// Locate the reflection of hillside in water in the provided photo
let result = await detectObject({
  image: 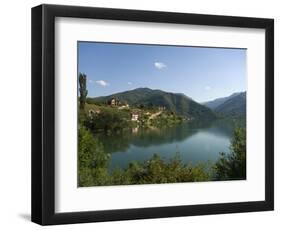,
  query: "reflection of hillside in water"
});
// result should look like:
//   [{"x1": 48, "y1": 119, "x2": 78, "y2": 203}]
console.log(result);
[
  {"x1": 94, "y1": 119, "x2": 235, "y2": 154},
  {"x1": 203, "y1": 120, "x2": 234, "y2": 138},
  {"x1": 132, "y1": 125, "x2": 198, "y2": 147}
]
